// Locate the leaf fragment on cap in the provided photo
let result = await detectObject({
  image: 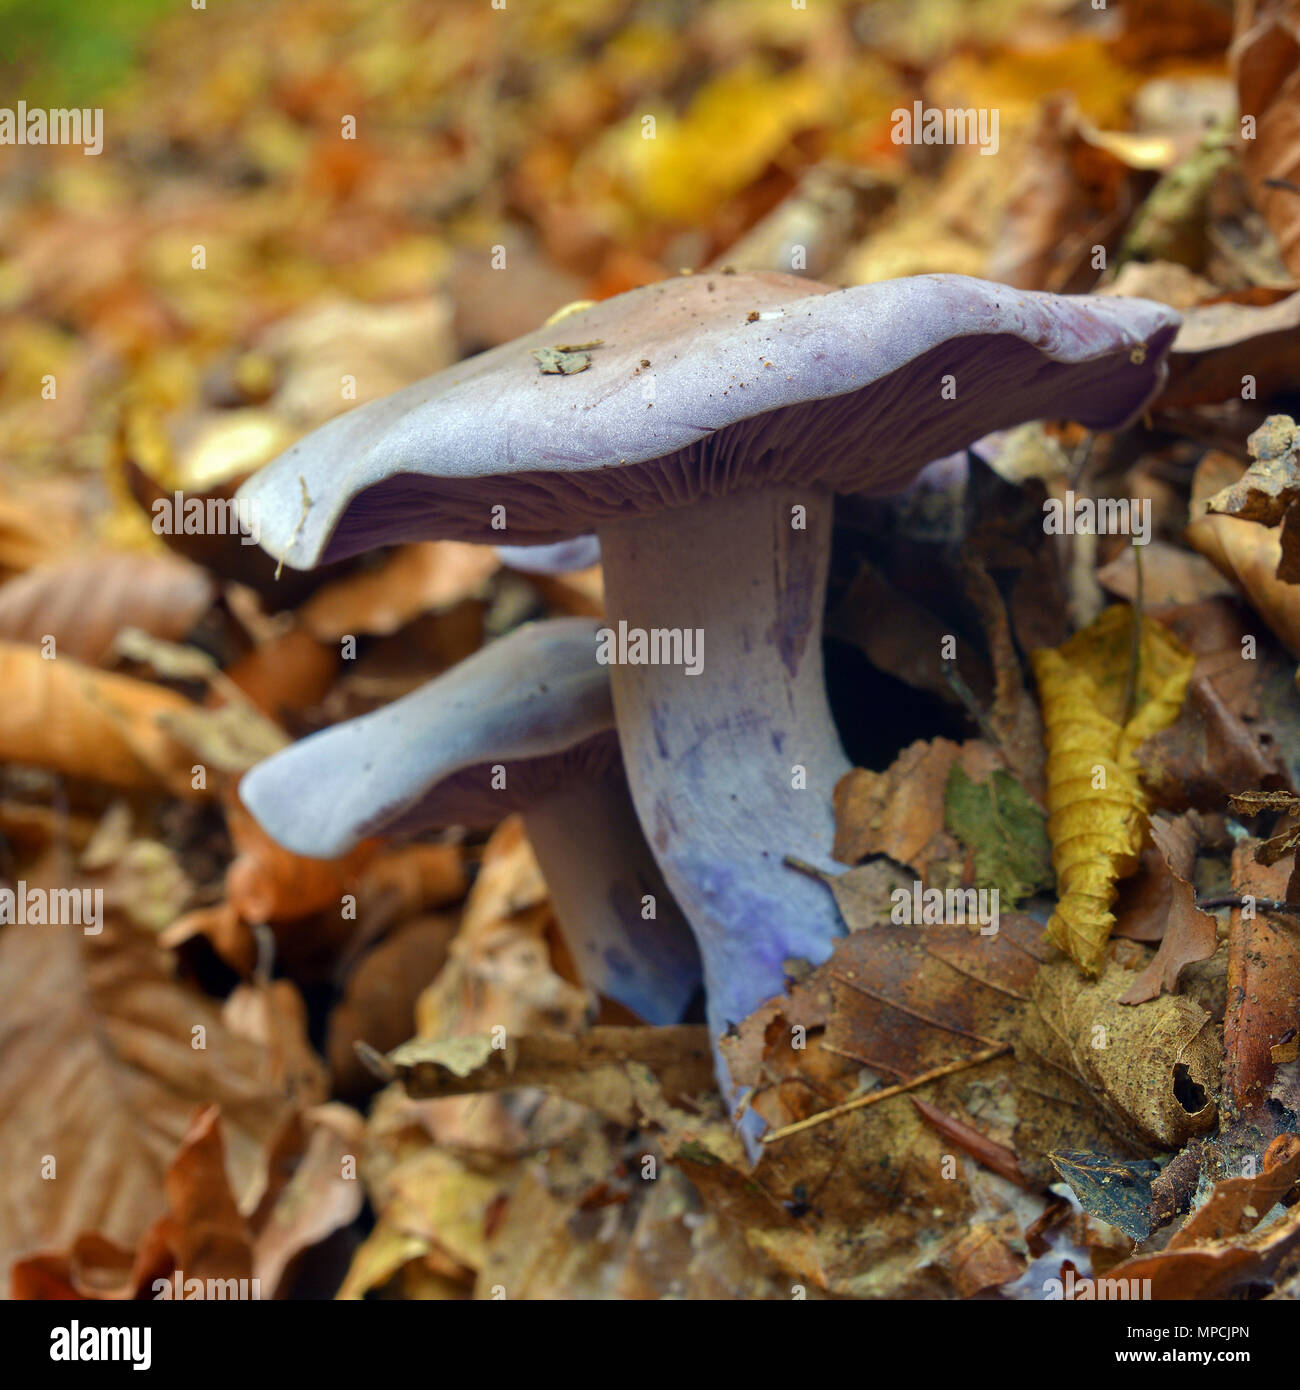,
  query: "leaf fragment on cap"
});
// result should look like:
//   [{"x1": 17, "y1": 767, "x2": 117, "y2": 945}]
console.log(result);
[{"x1": 531, "y1": 346, "x2": 593, "y2": 375}]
